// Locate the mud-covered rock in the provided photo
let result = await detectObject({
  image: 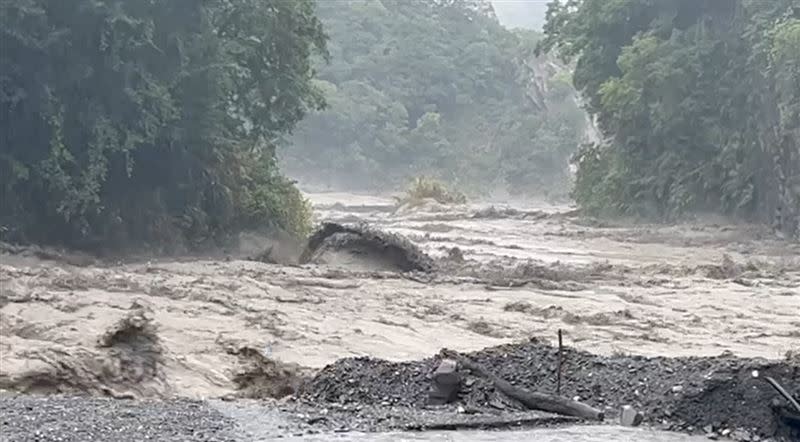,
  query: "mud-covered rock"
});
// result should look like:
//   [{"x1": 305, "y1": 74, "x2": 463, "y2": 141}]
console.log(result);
[
  {"x1": 299, "y1": 222, "x2": 435, "y2": 272},
  {"x1": 222, "y1": 342, "x2": 311, "y2": 399}
]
